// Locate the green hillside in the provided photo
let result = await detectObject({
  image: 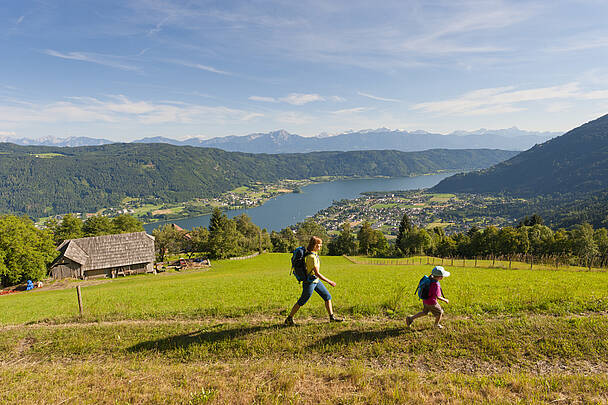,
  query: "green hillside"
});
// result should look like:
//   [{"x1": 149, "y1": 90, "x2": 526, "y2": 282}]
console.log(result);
[
  {"x1": 0, "y1": 143, "x2": 516, "y2": 217},
  {"x1": 433, "y1": 113, "x2": 608, "y2": 195}
]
